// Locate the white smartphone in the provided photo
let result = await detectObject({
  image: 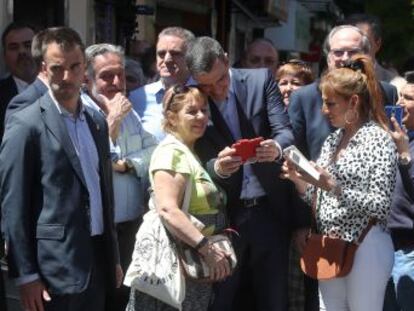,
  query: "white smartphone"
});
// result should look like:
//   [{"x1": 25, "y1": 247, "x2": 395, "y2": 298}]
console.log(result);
[{"x1": 283, "y1": 145, "x2": 320, "y2": 181}]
